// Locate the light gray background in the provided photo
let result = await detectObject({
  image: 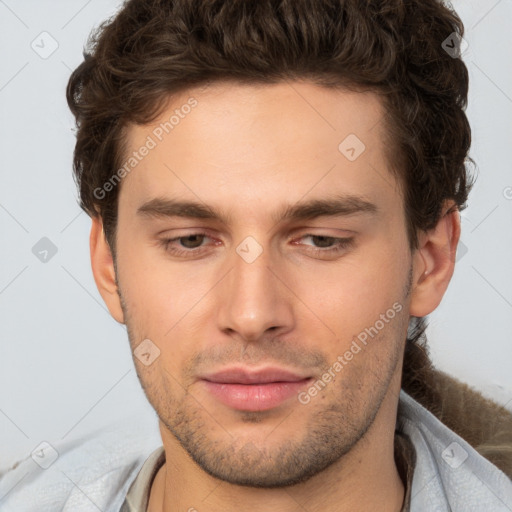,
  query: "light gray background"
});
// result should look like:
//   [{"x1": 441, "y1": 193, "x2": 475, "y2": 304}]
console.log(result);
[{"x1": 1, "y1": 0, "x2": 511, "y2": 472}]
